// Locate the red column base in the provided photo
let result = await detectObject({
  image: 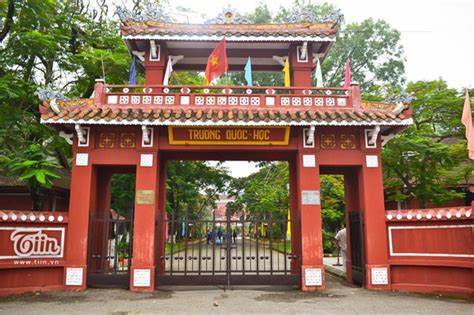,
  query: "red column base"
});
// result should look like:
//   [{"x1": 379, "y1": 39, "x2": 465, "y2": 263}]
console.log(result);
[
  {"x1": 301, "y1": 265, "x2": 326, "y2": 291},
  {"x1": 130, "y1": 266, "x2": 156, "y2": 292},
  {"x1": 365, "y1": 264, "x2": 391, "y2": 290},
  {"x1": 63, "y1": 265, "x2": 87, "y2": 291}
]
